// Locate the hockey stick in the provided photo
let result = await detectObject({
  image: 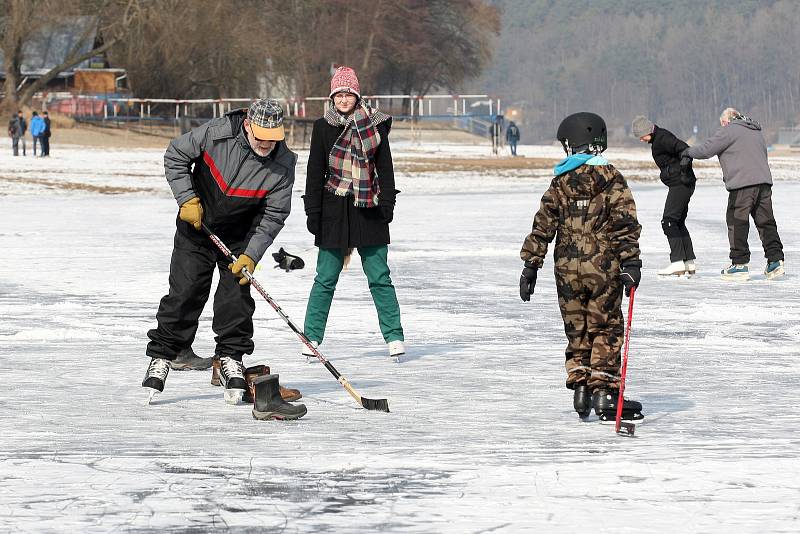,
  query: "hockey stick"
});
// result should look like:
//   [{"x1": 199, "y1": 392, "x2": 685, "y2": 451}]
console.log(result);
[
  {"x1": 615, "y1": 286, "x2": 636, "y2": 436},
  {"x1": 202, "y1": 224, "x2": 390, "y2": 412}
]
